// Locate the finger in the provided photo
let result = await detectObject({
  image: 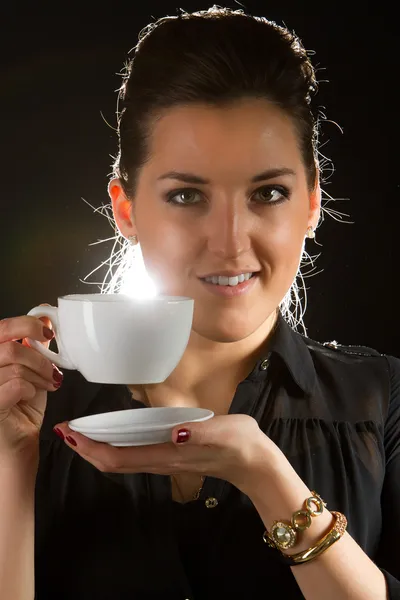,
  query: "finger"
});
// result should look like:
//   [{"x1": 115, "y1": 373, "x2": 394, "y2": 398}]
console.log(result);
[
  {"x1": 0, "y1": 364, "x2": 61, "y2": 393},
  {"x1": 0, "y1": 378, "x2": 38, "y2": 412},
  {"x1": 57, "y1": 427, "x2": 142, "y2": 473},
  {"x1": 0, "y1": 315, "x2": 54, "y2": 344},
  {"x1": 171, "y1": 417, "x2": 219, "y2": 446},
  {"x1": 33, "y1": 305, "x2": 53, "y2": 346},
  {"x1": 23, "y1": 314, "x2": 54, "y2": 348},
  {"x1": 54, "y1": 423, "x2": 183, "y2": 474},
  {"x1": 0, "y1": 342, "x2": 59, "y2": 385}
]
